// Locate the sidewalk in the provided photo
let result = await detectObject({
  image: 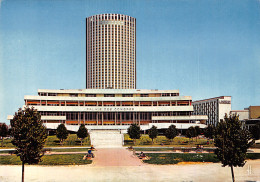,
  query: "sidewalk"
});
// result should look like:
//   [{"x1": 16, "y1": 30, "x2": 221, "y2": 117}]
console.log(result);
[{"x1": 91, "y1": 148, "x2": 145, "y2": 166}]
